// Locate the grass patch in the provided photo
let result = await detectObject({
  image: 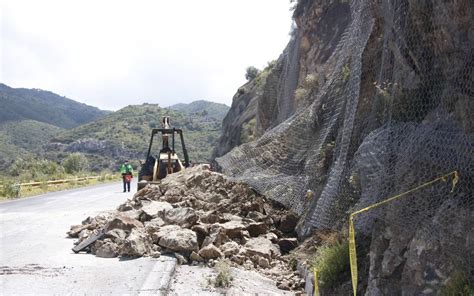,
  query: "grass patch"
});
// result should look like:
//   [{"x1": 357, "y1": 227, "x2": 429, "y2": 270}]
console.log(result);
[
  {"x1": 440, "y1": 269, "x2": 474, "y2": 296},
  {"x1": 214, "y1": 259, "x2": 233, "y2": 288},
  {"x1": 311, "y1": 240, "x2": 350, "y2": 289},
  {"x1": 0, "y1": 174, "x2": 120, "y2": 200}
]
